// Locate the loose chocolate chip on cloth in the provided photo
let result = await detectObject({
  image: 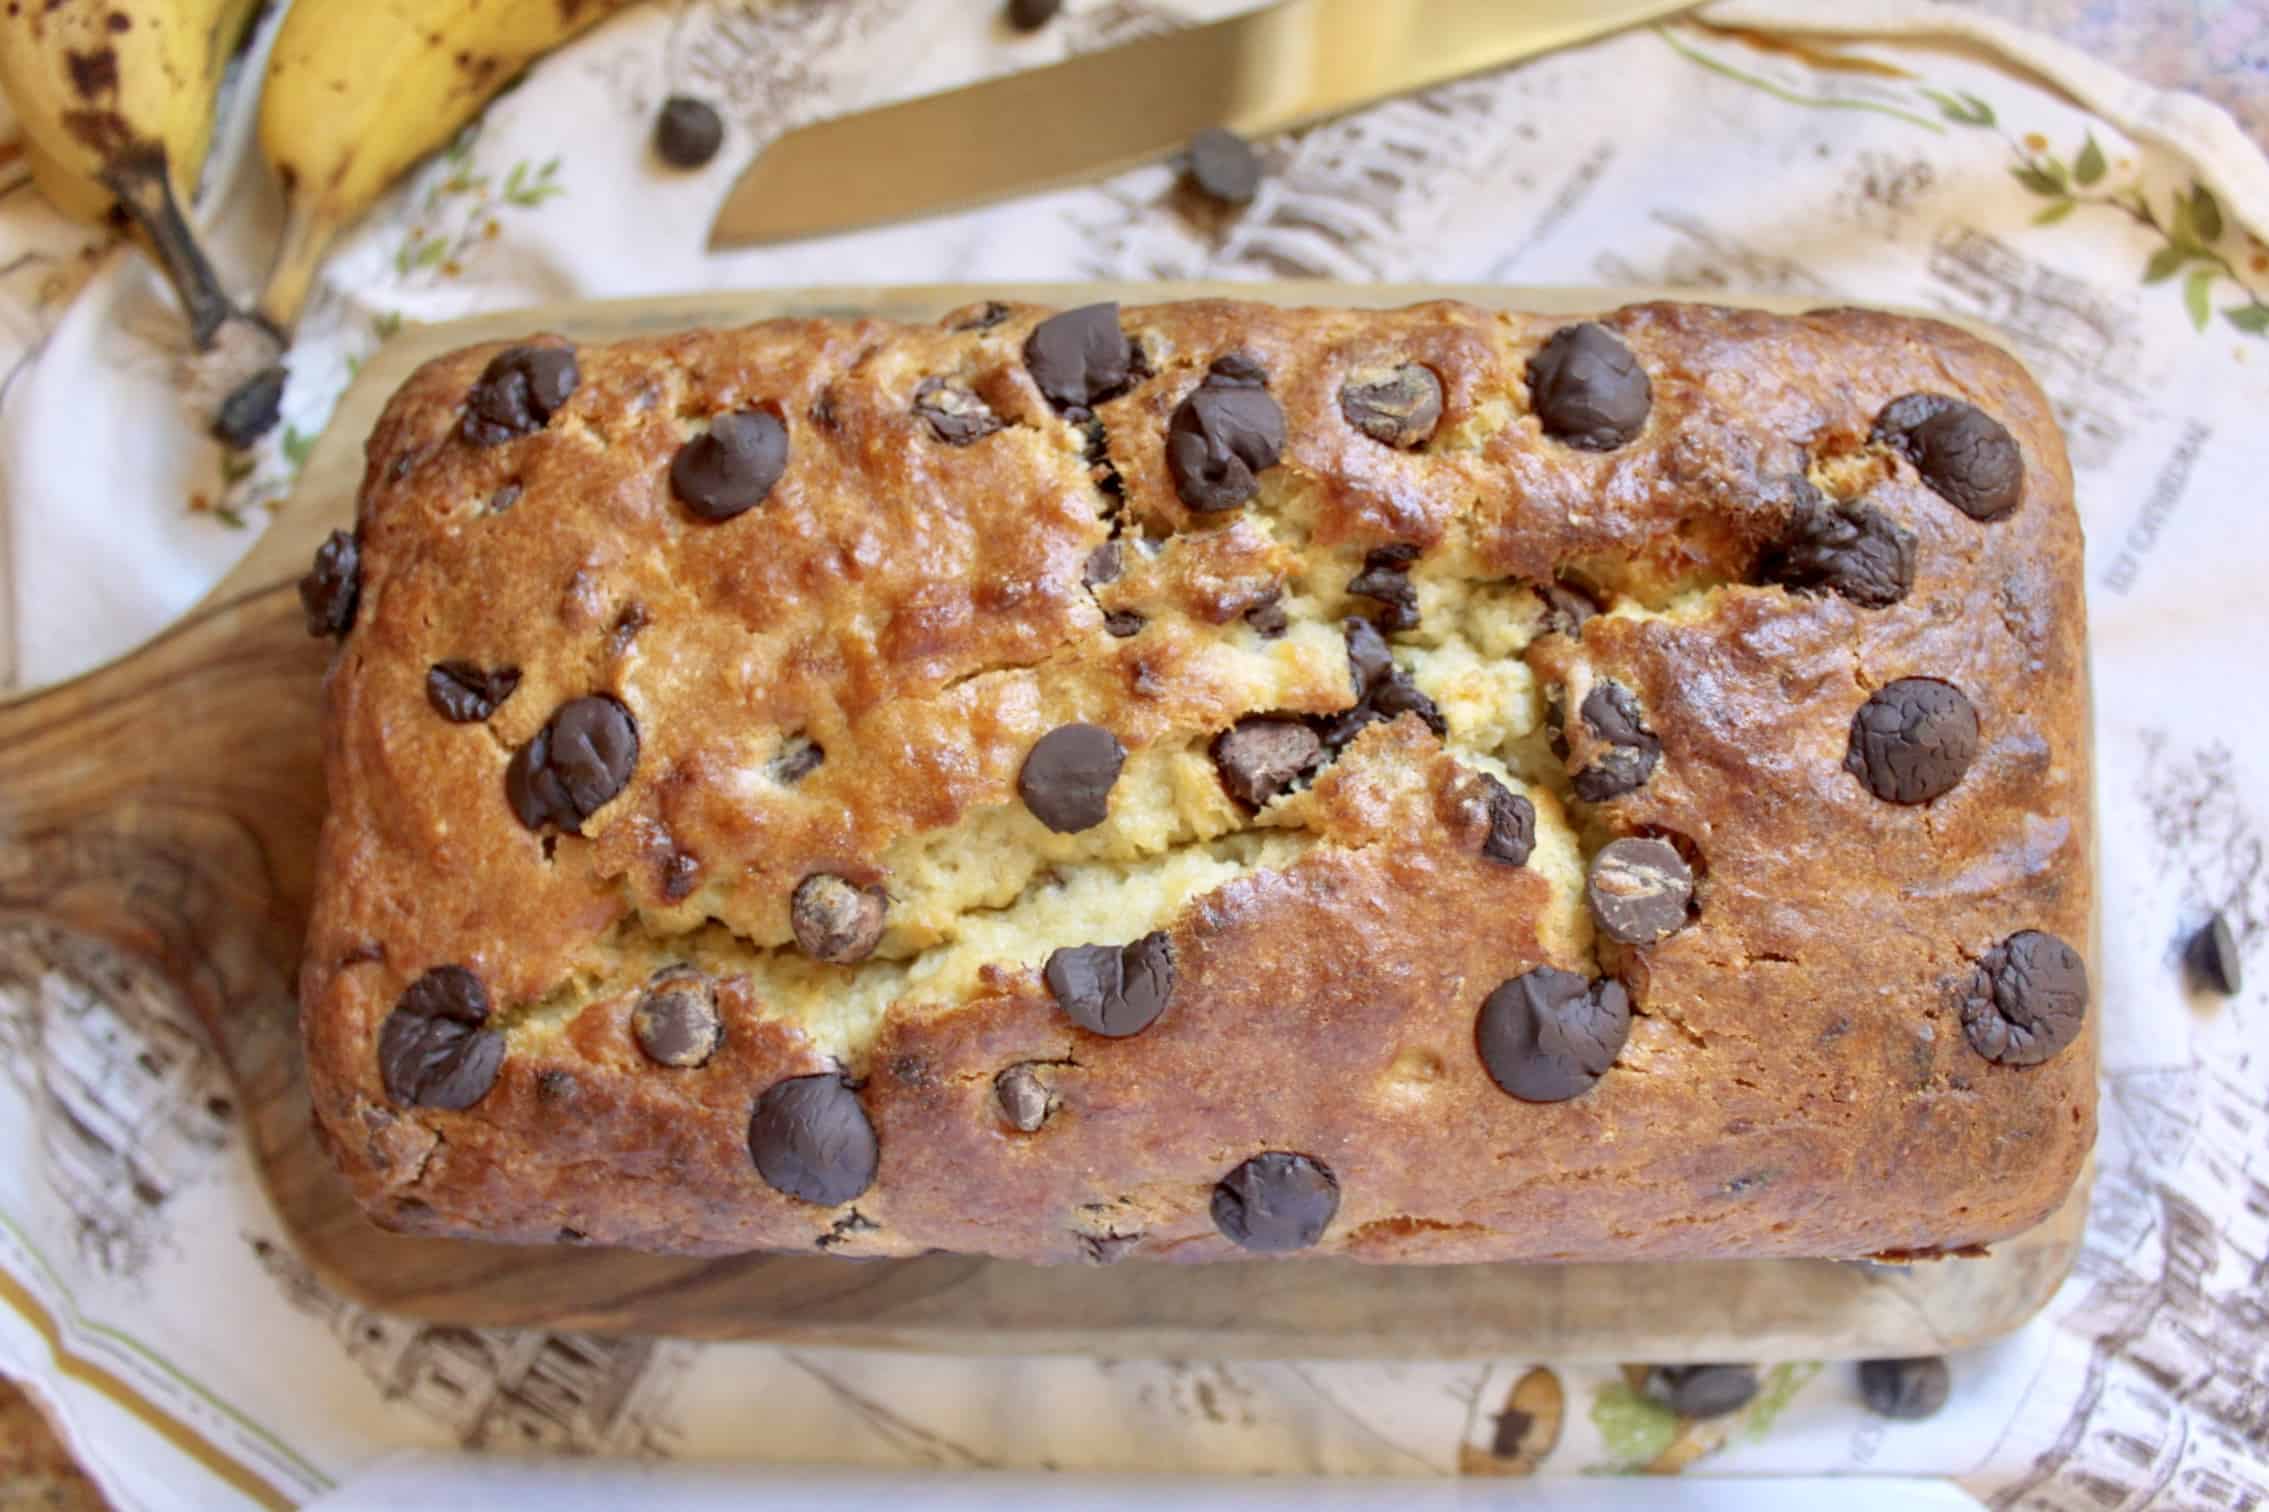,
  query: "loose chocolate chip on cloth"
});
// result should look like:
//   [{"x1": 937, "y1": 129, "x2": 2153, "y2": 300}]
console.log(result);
[
  {"x1": 1962, "y1": 930, "x2": 2089, "y2": 1065},
  {"x1": 631, "y1": 970, "x2": 721, "y2": 1068},
  {"x1": 1859, "y1": 1357, "x2": 1952, "y2": 1421},
  {"x1": 1642, "y1": 1365, "x2": 1760, "y2": 1420},
  {"x1": 654, "y1": 95, "x2": 724, "y2": 168},
  {"x1": 379, "y1": 966, "x2": 505, "y2": 1110},
  {"x1": 1211, "y1": 1151, "x2": 1339, "y2": 1252},
  {"x1": 298, "y1": 529, "x2": 359, "y2": 638},
  {"x1": 1024, "y1": 303, "x2": 1133, "y2": 411},
  {"x1": 1847, "y1": 678, "x2": 1979, "y2": 804},
  {"x1": 424, "y1": 661, "x2": 519, "y2": 723},
  {"x1": 1587, "y1": 837, "x2": 1695, "y2": 945},
  {"x1": 2187, "y1": 913, "x2": 2242, "y2": 996},
  {"x1": 1874, "y1": 393, "x2": 2024, "y2": 520},
  {"x1": 1044, "y1": 932, "x2": 1174, "y2": 1037},
  {"x1": 461, "y1": 344, "x2": 578, "y2": 446},
  {"x1": 748, "y1": 1074, "x2": 878, "y2": 1206},
  {"x1": 1526, "y1": 323, "x2": 1651, "y2": 450},
  {"x1": 507, "y1": 695, "x2": 639, "y2": 833},
  {"x1": 672, "y1": 409, "x2": 789, "y2": 520},
  {"x1": 1476, "y1": 966, "x2": 1630, "y2": 1102},
  {"x1": 1339, "y1": 364, "x2": 1443, "y2": 448},
  {"x1": 791, "y1": 873, "x2": 888, "y2": 964},
  {"x1": 1167, "y1": 355, "x2": 1285, "y2": 512},
  {"x1": 1018, "y1": 722, "x2": 1126, "y2": 832},
  {"x1": 1181, "y1": 127, "x2": 1263, "y2": 205}
]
